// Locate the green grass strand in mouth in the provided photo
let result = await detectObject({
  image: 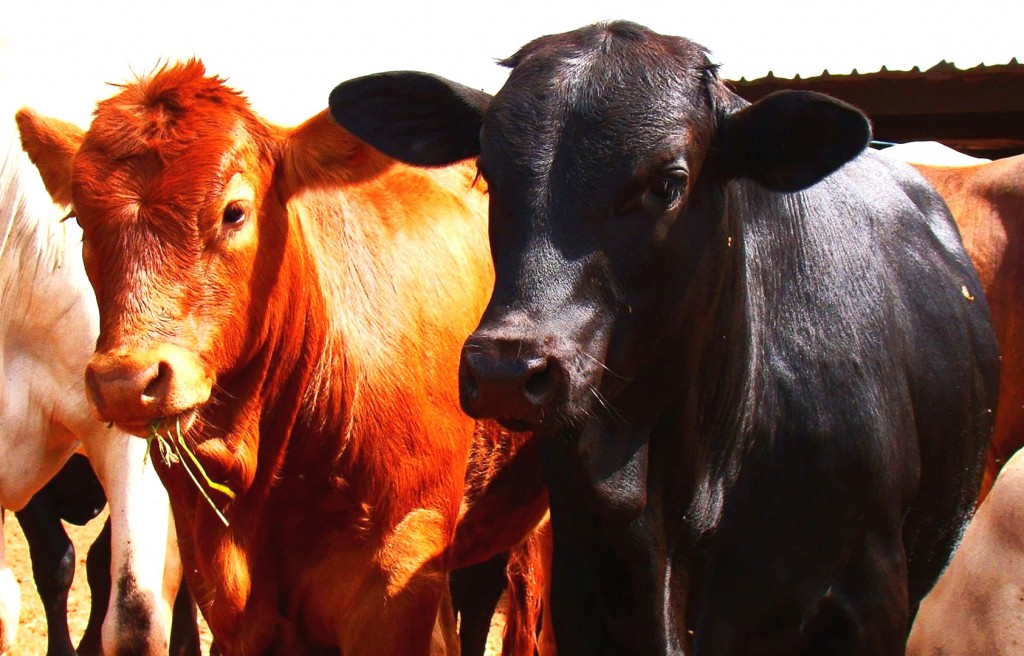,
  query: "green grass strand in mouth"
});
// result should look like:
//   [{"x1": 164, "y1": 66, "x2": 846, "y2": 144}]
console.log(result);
[{"x1": 146, "y1": 418, "x2": 234, "y2": 527}]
